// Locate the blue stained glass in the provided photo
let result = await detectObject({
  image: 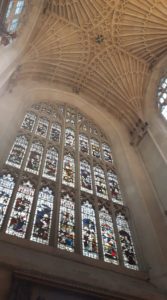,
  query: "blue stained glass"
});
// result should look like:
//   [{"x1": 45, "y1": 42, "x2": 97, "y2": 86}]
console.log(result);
[
  {"x1": 6, "y1": 135, "x2": 28, "y2": 169},
  {"x1": 79, "y1": 134, "x2": 89, "y2": 154},
  {"x1": 35, "y1": 118, "x2": 49, "y2": 138},
  {"x1": 6, "y1": 181, "x2": 35, "y2": 238},
  {"x1": 116, "y1": 213, "x2": 138, "y2": 270},
  {"x1": 80, "y1": 160, "x2": 93, "y2": 194},
  {"x1": 25, "y1": 142, "x2": 43, "y2": 175},
  {"x1": 65, "y1": 128, "x2": 75, "y2": 148},
  {"x1": 82, "y1": 201, "x2": 98, "y2": 259},
  {"x1": 49, "y1": 123, "x2": 61, "y2": 143},
  {"x1": 102, "y1": 144, "x2": 112, "y2": 163},
  {"x1": 0, "y1": 174, "x2": 15, "y2": 228},
  {"x1": 99, "y1": 207, "x2": 119, "y2": 264},
  {"x1": 108, "y1": 171, "x2": 123, "y2": 205},
  {"x1": 31, "y1": 187, "x2": 54, "y2": 244},
  {"x1": 43, "y1": 147, "x2": 58, "y2": 181},
  {"x1": 94, "y1": 166, "x2": 108, "y2": 199},
  {"x1": 58, "y1": 192, "x2": 75, "y2": 252}
]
